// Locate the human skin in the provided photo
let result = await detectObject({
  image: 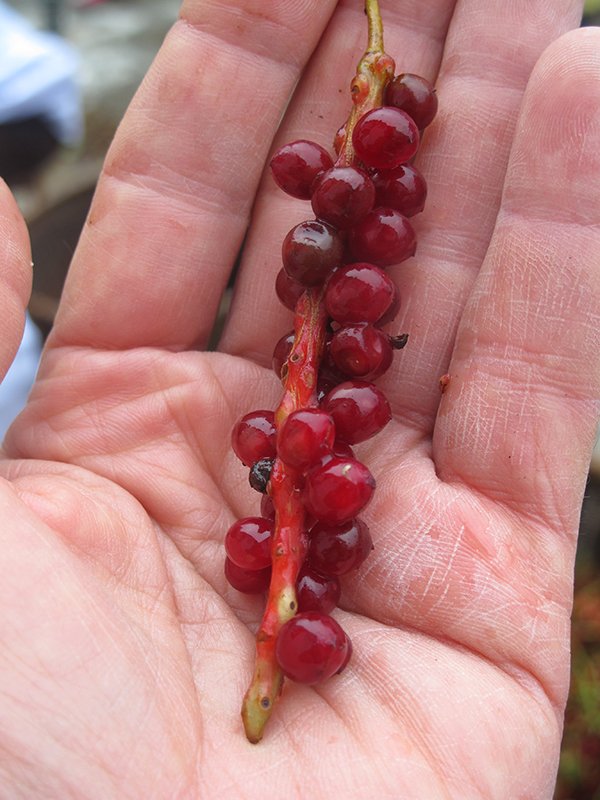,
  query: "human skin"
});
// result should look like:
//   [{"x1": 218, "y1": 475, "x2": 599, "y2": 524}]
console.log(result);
[{"x1": 0, "y1": 1, "x2": 599, "y2": 797}]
